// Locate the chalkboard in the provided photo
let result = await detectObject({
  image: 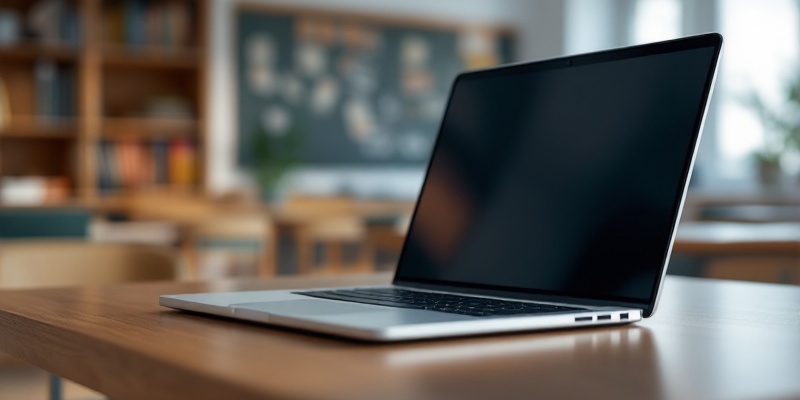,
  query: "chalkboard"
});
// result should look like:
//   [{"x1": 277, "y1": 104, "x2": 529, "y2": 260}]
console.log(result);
[{"x1": 236, "y1": 6, "x2": 516, "y2": 168}]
